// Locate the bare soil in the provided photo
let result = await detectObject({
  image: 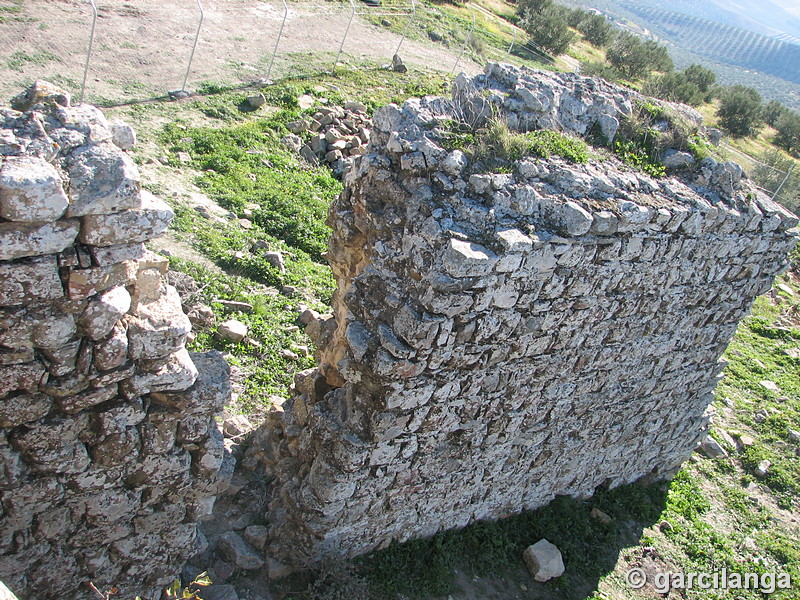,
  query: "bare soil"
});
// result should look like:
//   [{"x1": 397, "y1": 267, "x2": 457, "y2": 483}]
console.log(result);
[{"x1": 0, "y1": 0, "x2": 481, "y2": 105}]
